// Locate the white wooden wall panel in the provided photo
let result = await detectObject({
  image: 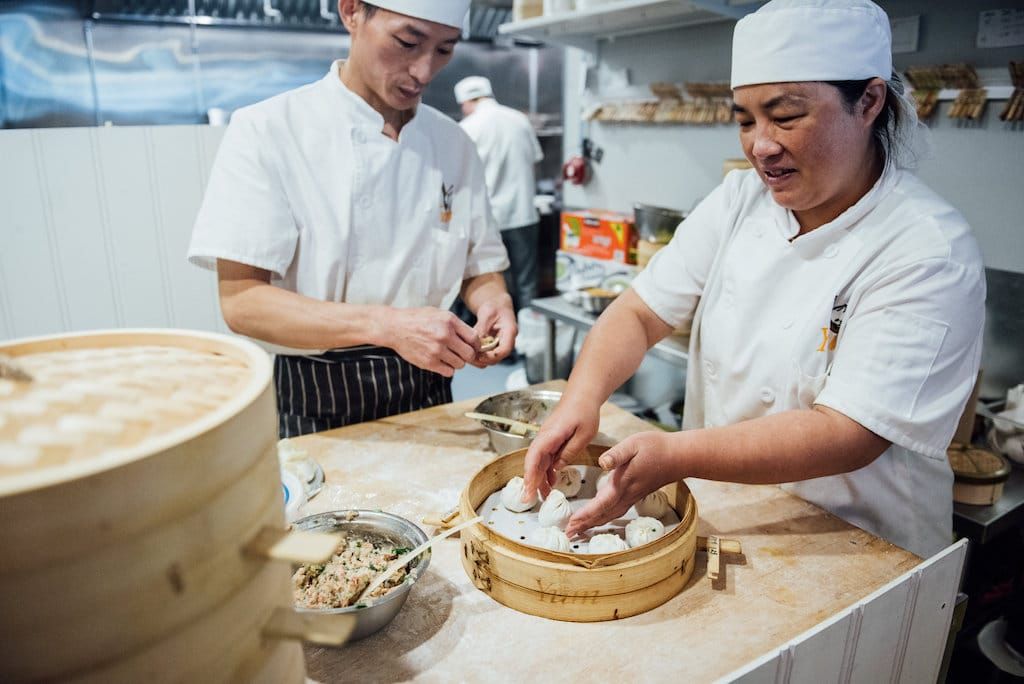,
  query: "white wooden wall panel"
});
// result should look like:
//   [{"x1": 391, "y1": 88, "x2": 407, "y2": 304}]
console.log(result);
[
  {"x1": 0, "y1": 125, "x2": 228, "y2": 342},
  {"x1": 94, "y1": 127, "x2": 174, "y2": 329},
  {"x1": 725, "y1": 540, "x2": 967, "y2": 684},
  {"x1": 847, "y1": 582, "x2": 912, "y2": 682},
  {"x1": 148, "y1": 126, "x2": 224, "y2": 333},
  {"x1": 36, "y1": 129, "x2": 122, "y2": 331},
  {"x1": 0, "y1": 130, "x2": 68, "y2": 338}
]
